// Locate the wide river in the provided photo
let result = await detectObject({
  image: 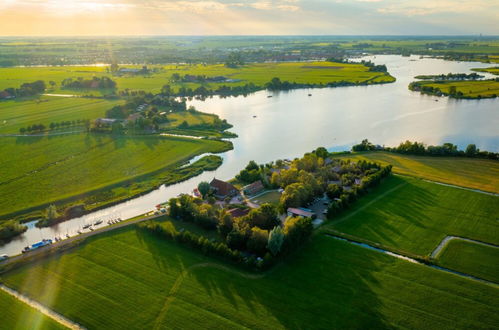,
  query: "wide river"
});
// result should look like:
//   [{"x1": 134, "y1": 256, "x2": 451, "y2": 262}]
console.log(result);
[{"x1": 1, "y1": 55, "x2": 498, "y2": 256}]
